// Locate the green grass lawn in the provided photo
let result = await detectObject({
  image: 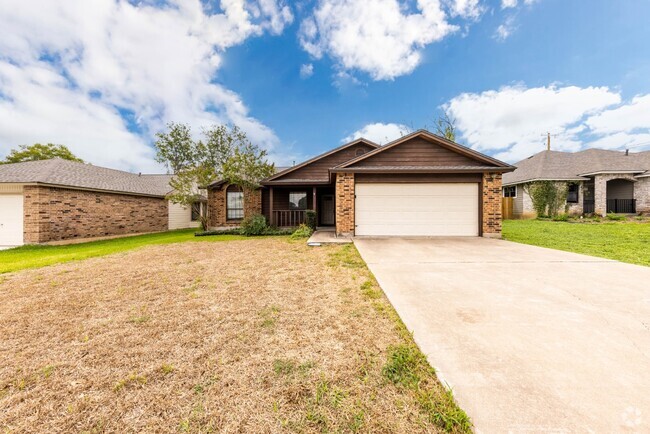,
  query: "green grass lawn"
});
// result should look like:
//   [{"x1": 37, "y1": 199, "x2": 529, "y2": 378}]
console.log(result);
[
  {"x1": 0, "y1": 229, "x2": 250, "y2": 274},
  {"x1": 502, "y1": 219, "x2": 650, "y2": 266}
]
